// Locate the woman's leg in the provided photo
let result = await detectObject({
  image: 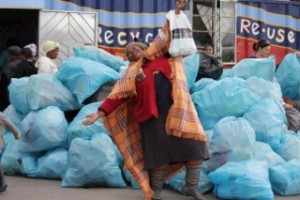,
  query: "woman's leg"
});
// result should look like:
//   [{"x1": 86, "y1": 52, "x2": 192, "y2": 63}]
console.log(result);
[
  {"x1": 149, "y1": 164, "x2": 168, "y2": 200},
  {"x1": 183, "y1": 160, "x2": 206, "y2": 200}
]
